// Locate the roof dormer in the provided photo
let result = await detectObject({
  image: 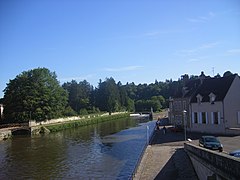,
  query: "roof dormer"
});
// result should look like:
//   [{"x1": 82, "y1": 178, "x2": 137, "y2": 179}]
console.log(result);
[
  {"x1": 196, "y1": 94, "x2": 203, "y2": 104},
  {"x1": 209, "y1": 92, "x2": 216, "y2": 104}
]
